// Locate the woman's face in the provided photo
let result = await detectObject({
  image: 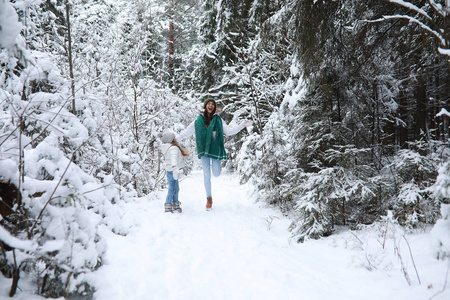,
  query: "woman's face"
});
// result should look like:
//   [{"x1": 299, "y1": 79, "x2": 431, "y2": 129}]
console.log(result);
[{"x1": 206, "y1": 101, "x2": 215, "y2": 114}]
